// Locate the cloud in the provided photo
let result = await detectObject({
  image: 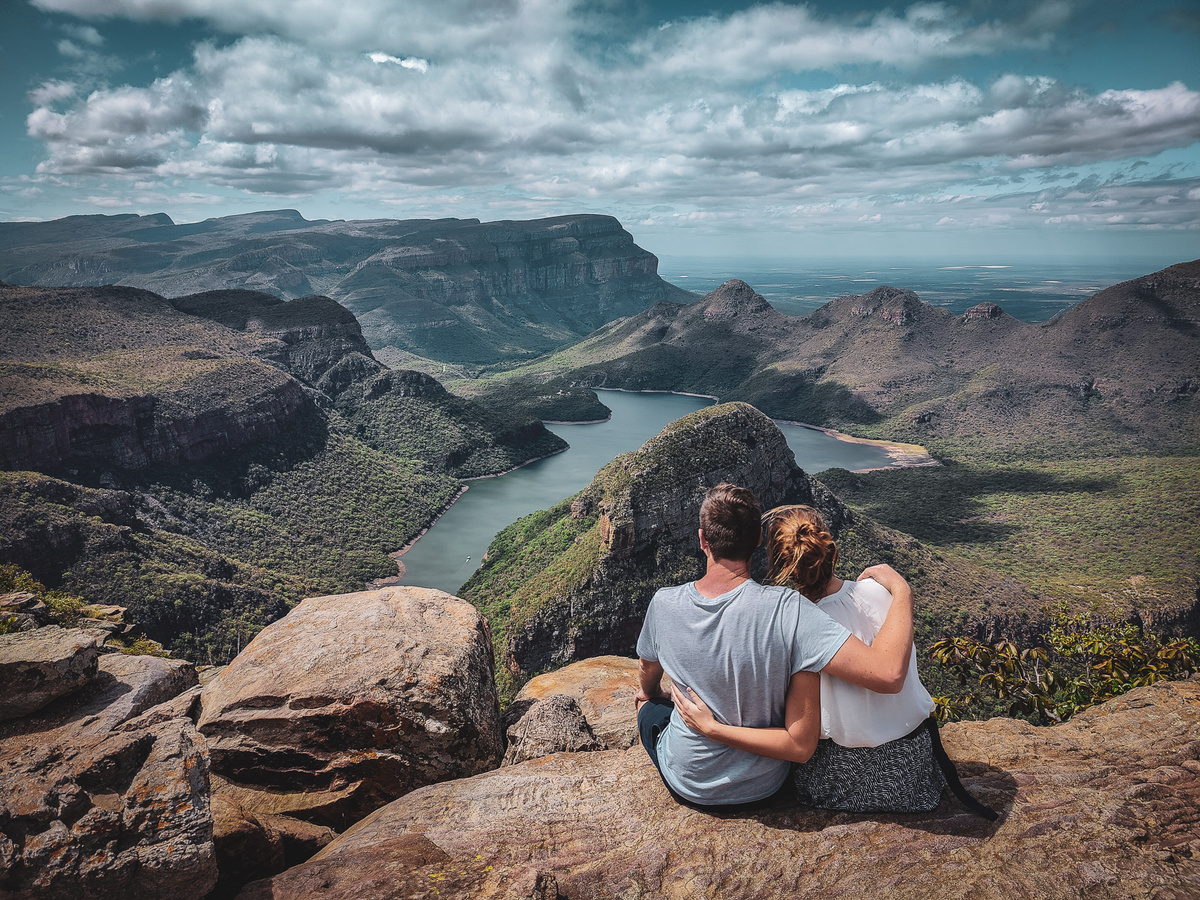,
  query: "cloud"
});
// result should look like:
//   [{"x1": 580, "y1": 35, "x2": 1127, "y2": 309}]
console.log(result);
[
  {"x1": 31, "y1": 0, "x2": 580, "y2": 59},
  {"x1": 29, "y1": 81, "x2": 77, "y2": 105},
  {"x1": 367, "y1": 53, "x2": 429, "y2": 73},
  {"x1": 63, "y1": 23, "x2": 104, "y2": 45},
  {"x1": 633, "y1": 1, "x2": 1071, "y2": 81},
  {"x1": 16, "y1": 0, "x2": 1200, "y2": 236}
]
